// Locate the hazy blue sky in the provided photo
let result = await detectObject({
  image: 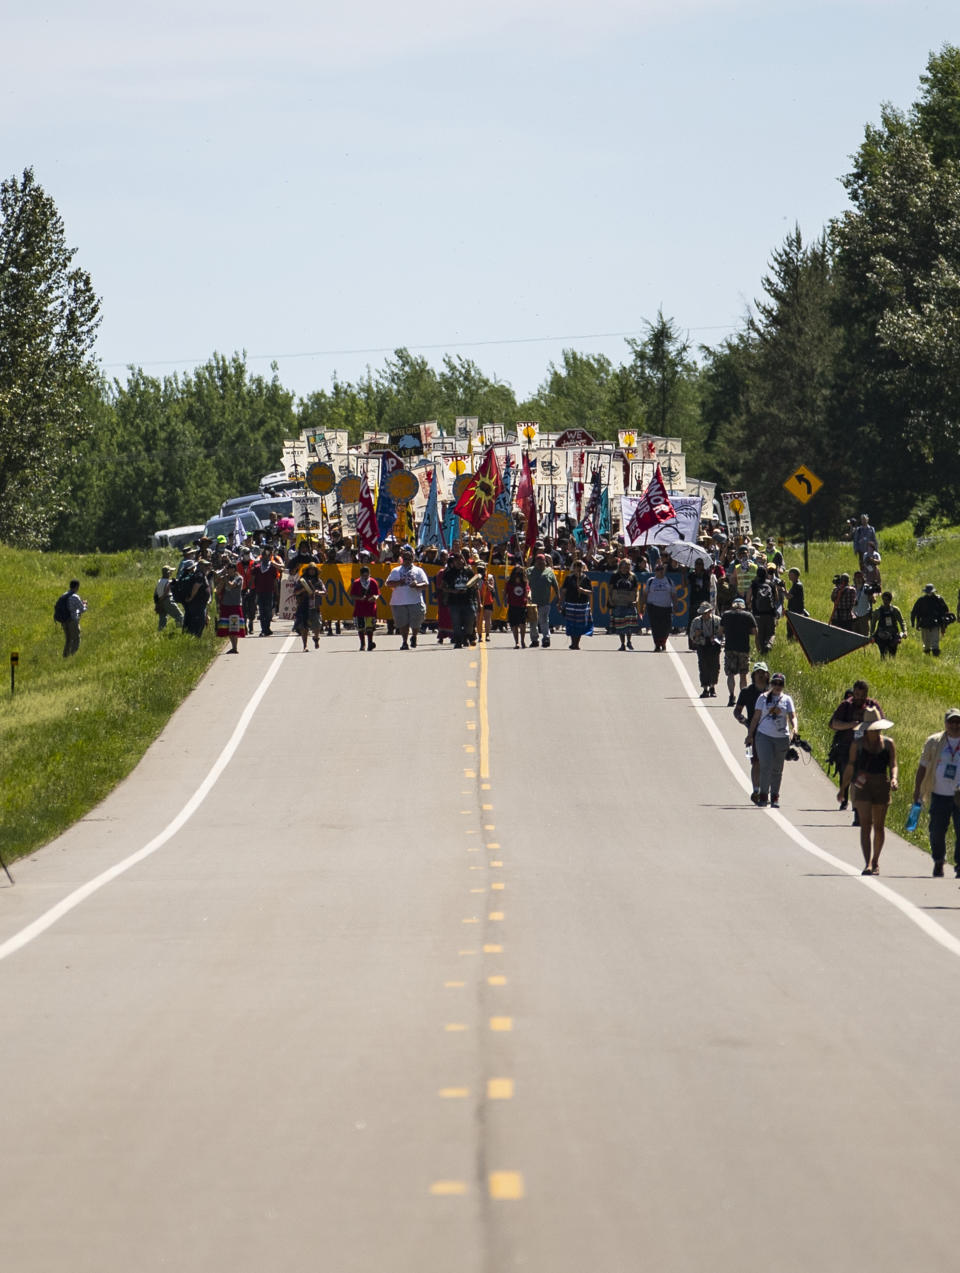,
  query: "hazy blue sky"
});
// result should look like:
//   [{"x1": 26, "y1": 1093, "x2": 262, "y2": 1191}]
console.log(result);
[{"x1": 5, "y1": 1, "x2": 957, "y2": 402}]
